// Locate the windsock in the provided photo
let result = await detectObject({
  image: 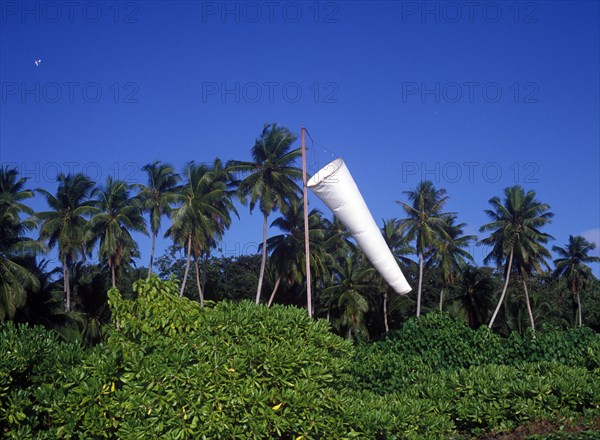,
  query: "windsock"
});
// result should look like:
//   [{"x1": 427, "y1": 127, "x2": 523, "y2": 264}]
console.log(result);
[{"x1": 307, "y1": 158, "x2": 411, "y2": 294}]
